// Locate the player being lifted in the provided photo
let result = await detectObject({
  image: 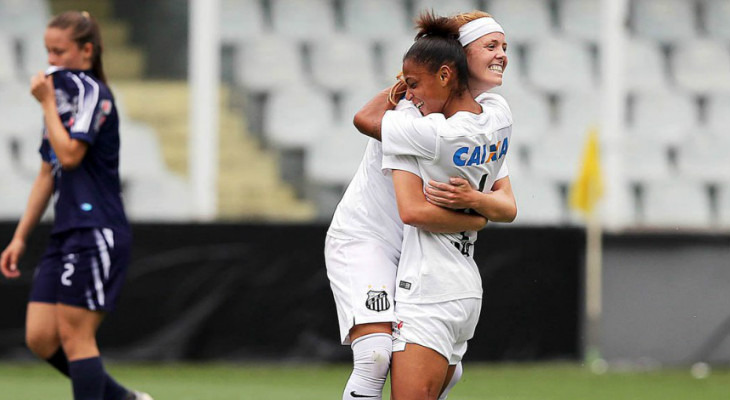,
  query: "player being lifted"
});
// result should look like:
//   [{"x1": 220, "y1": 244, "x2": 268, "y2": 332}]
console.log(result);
[
  {"x1": 327, "y1": 8, "x2": 515, "y2": 400},
  {"x1": 353, "y1": 11, "x2": 514, "y2": 400},
  {"x1": 0, "y1": 11, "x2": 152, "y2": 400}
]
